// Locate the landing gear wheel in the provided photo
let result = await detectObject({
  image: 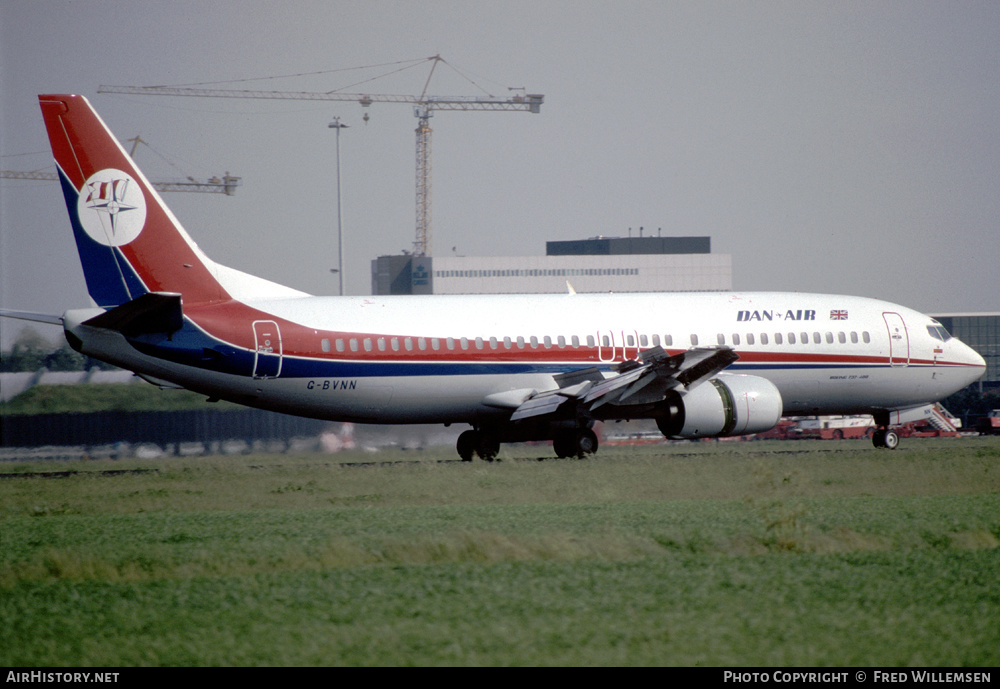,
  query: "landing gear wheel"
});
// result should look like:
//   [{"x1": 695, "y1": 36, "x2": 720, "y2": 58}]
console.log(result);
[
  {"x1": 476, "y1": 435, "x2": 501, "y2": 462},
  {"x1": 872, "y1": 429, "x2": 900, "y2": 450},
  {"x1": 553, "y1": 433, "x2": 575, "y2": 458},
  {"x1": 457, "y1": 430, "x2": 477, "y2": 462},
  {"x1": 575, "y1": 429, "x2": 599, "y2": 457}
]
